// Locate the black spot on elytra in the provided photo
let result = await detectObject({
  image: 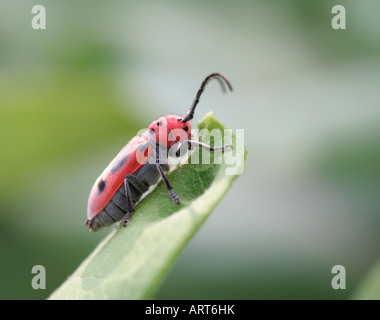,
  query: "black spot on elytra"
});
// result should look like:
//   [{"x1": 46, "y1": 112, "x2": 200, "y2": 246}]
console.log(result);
[
  {"x1": 97, "y1": 179, "x2": 106, "y2": 193},
  {"x1": 157, "y1": 121, "x2": 162, "y2": 126},
  {"x1": 183, "y1": 125, "x2": 188, "y2": 132},
  {"x1": 111, "y1": 155, "x2": 129, "y2": 174}
]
